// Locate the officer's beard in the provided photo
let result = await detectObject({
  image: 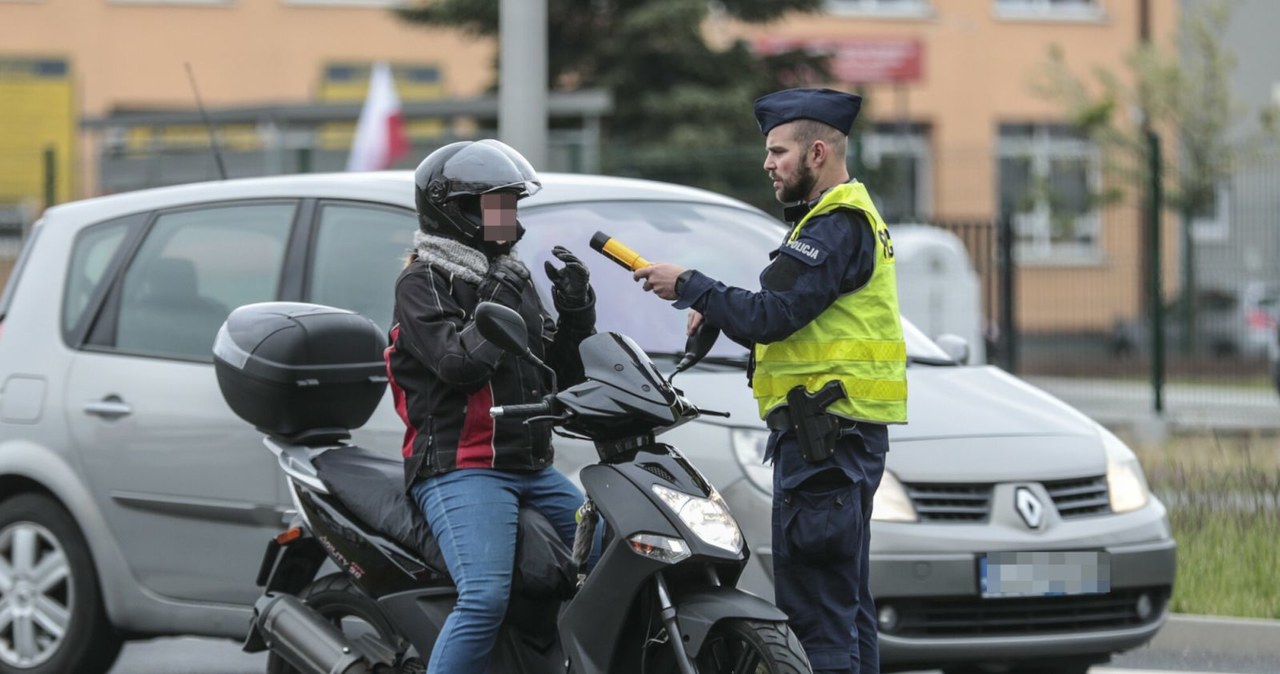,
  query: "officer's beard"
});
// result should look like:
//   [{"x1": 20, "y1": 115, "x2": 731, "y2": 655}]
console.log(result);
[{"x1": 779, "y1": 158, "x2": 818, "y2": 204}]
